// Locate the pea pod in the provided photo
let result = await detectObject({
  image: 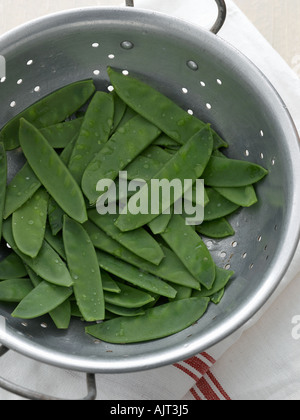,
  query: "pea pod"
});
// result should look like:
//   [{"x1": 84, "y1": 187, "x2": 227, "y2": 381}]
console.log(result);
[
  {"x1": 0, "y1": 252, "x2": 27, "y2": 279},
  {"x1": 0, "y1": 278, "x2": 33, "y2": 302},
  {"x1": 44, "y1": 227, "x2": 66, "y2": 260},
  {"x1": 63, "y1": 216, "x2": 105, "y2": 322},
  {"x1": 115, "y1": 125, "x2": 213, "y2": 232},
  {"x1": 12, "y1": 188, "x2": 49, "y2": 258},
  {"x1": 2, "y1": 218, "x2": 73, "y2": 288},
  {"x1": 101, "y1": 271, "x2": 121, "y2": 294},
  {"x1": 105, "y1": 303, "x2": 145, "y2": 318},
  {"x1": 68, "y1": 92, "x2": 114, "y2": 184},
  {"x1": 213, "y1": 185, "x2": 258, "y2": 207},
  {"x1": 0, "y1": 142, "x2": 7, "y2": 240},
  {"x1": 96, "y1": 250, "x2": 177, "y2": 299},
  {"x1": 161, "y1": 214, "x2": 216, "y2": 289},
  {"x1": 11, "y1": 279, "x2": 73, "y2": 319},
  {"x1": 88, "y1": 210, "x2": 165, "y2": 266},
  {"x1": 82, "y1": 115, "x2": 161, "y2": 205},
  {"x1": 104, "y1": 281, "x2": 154, "y2": 309},
  {"x1": 111, "y1": 92, "x2": 127, "y2": 133},
  {"x1": 203, "y1": 156, "x2": 268, "y2": 187},
  {"x1": 204, "y1": 188, "x2": 239, "y2": 221},
  {"x1": 86, "y1": 297, "x2": 210, "y2": 344},
  {"x1": 49, "y1": 299, "x2": 71, "y2": 329},
  {"x1": 19, "y1": 119, "x2": 87, "y2": 224},
  {"x1": 196, "y1": 217, "x2": 235, "y2": 239},
  {"x1": 108, "y1": 67, "x2": 227, "y2": 150},
  {"x1": 0, "y1": 80, "x2": 95, "y2": 151},
  {"x1": 84, "y1": 220, "x2": 200, "y2": 290},
  {"x1": 3, "y1": 162, "x2": 41, "y2": 220},
  {"x1": 192, "y1": 267, "x2": 234, "y2": 298},
  {"x1": 148, "y1": 211, "x2": 172, "y2": 235},
  {"x1": 40, "y1": 118, "x2": 84, "y2": 148}
]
